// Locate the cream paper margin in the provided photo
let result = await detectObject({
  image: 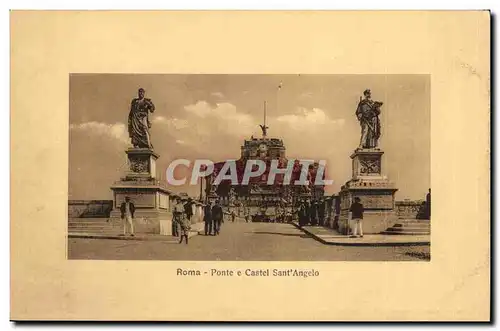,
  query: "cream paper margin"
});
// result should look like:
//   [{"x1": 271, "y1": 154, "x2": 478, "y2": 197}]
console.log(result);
[{"x1": 10, "y1": 11, "x2": 490, "y2": 321}]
